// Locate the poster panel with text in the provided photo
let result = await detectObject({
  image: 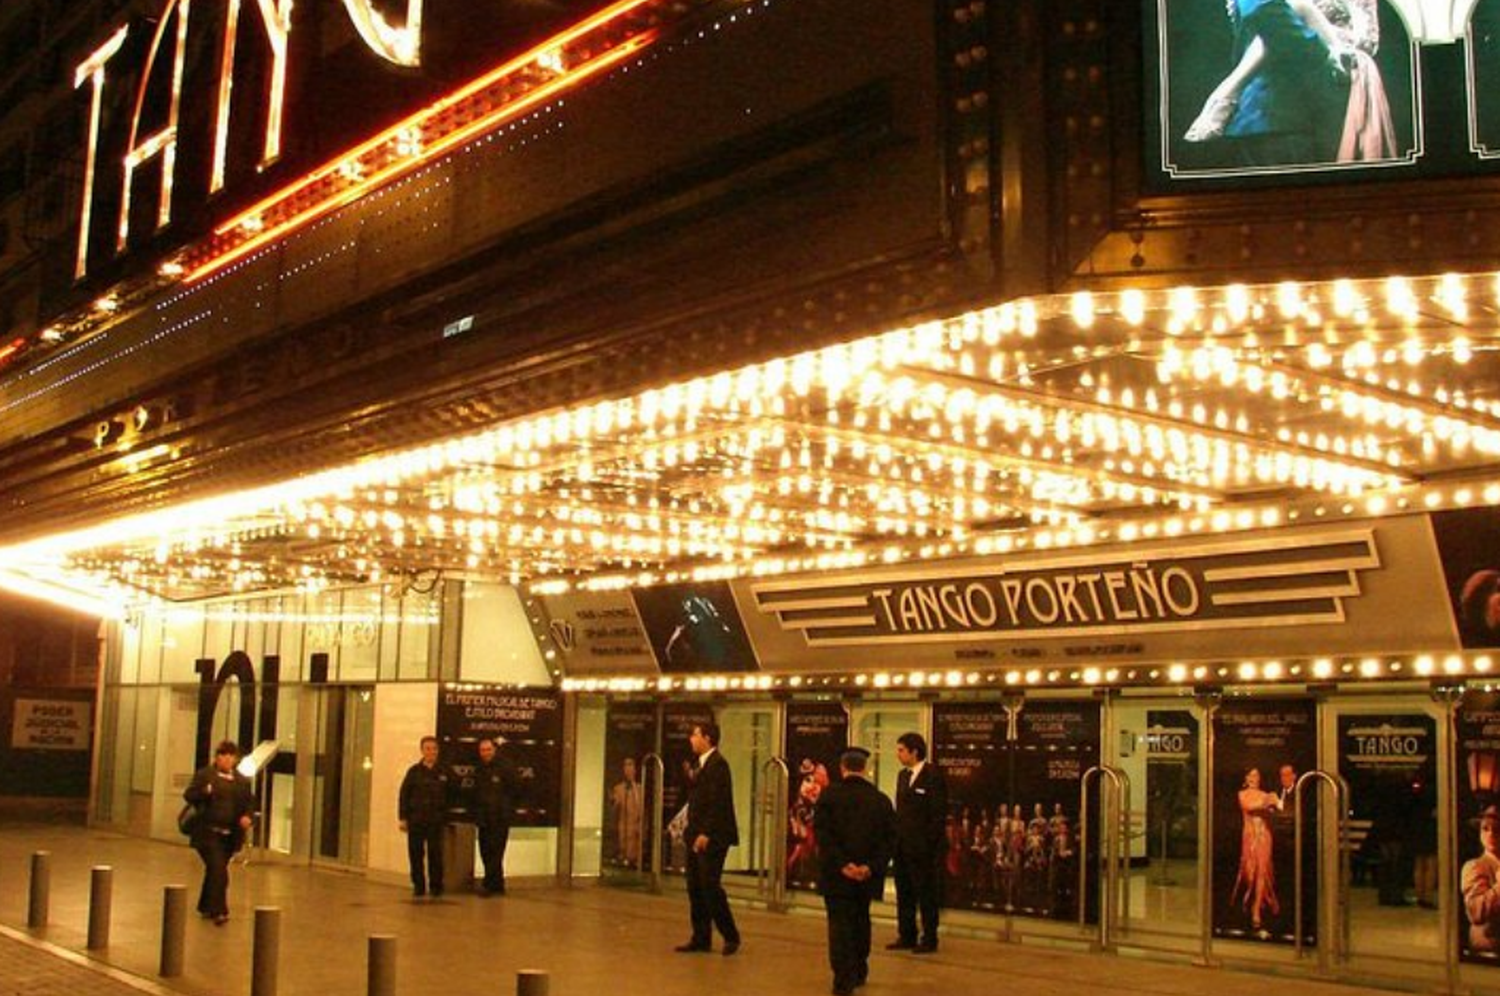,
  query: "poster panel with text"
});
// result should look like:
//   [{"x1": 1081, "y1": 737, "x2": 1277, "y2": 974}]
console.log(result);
[
  {"x1": 932, "y1": 702, "x2": 1011, "y2": 913},
  {"x1": 436, "y1": 686, "x2": 563, "y2": 827},
  {"x1": 603, "y1": 701, "x2": 658, "y2": 870},
  {"x1": 1457, "y1": 690, "x2": 1500, "y2": 963},
  {"x1": 784, "y1": 701, "x2": 849, "y2": 890},
  {"x1": 1211, "y1": 698, "x2": 1317, "y2": 944},
  {"x1": 1010, "y1": 700, "x2": 1099, "y2": 921},
  {"x1": 662, "y1": 703, "x2": 718, "y2": 872}
]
